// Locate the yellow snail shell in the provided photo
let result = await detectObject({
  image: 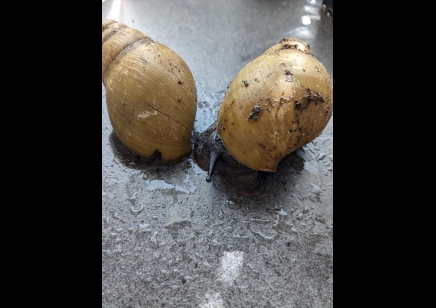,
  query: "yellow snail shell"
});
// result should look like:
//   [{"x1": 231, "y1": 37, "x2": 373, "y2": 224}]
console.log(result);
[
  {"x1": 102, "y1": 19, "x2": 197, "y2": 163},
  {"x1": 217, "y1": 37, "x2": 333, "y2": 172}
]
